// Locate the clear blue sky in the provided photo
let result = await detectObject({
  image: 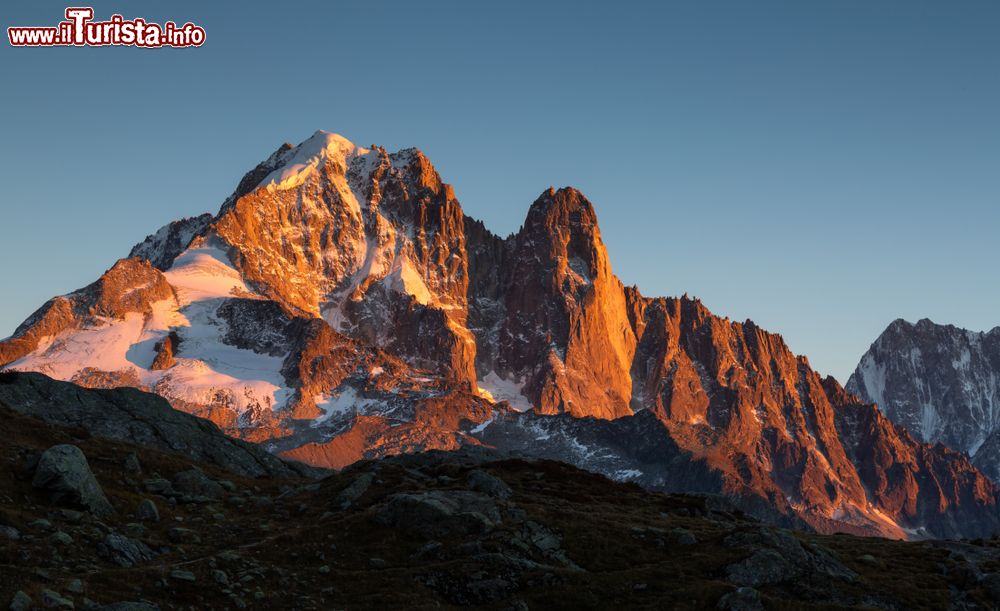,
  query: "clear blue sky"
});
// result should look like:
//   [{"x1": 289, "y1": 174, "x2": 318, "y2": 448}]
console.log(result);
[{"x1": 1, "y1": 1, "x2": 997, "y2": 383}]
